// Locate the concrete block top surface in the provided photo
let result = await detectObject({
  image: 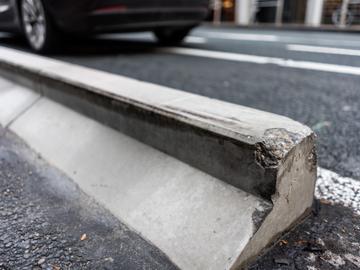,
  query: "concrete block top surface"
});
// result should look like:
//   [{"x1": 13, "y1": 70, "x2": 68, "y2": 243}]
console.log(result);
[{"x1": 0, "y1": 47, "x2": 311, "y2": 146}]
